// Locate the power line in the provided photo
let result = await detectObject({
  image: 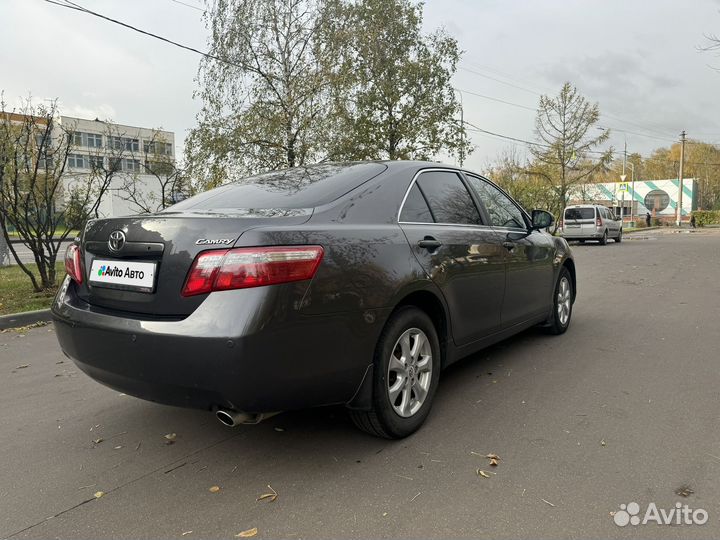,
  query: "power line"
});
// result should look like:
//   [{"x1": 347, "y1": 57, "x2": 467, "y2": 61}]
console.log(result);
[
  {"x1": 168, "y1": 0, "x2": 206, "y2": 13},
  {"x1": 458, "y1": 60, "x2": 679, "y2": 140},
  {"x1": 455, "y1": 88, "x2": 537, "y2": 112},
  {"x1": 43, "y1": 0, "x2": 235, "y2": 66}
]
